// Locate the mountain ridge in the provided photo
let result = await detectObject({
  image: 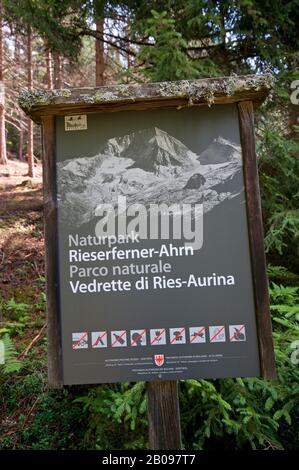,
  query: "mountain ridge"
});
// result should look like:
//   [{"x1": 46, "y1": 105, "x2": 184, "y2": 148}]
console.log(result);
[
  {"x1": 198, "y1": 136, "x2": 241, "y2": 165},
  {"x1": 100, "y1": 127, "x2": 198, "y2": 173},
  {"x1": 57, "y1": 127, "x2": 242, "y2": 228}
]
